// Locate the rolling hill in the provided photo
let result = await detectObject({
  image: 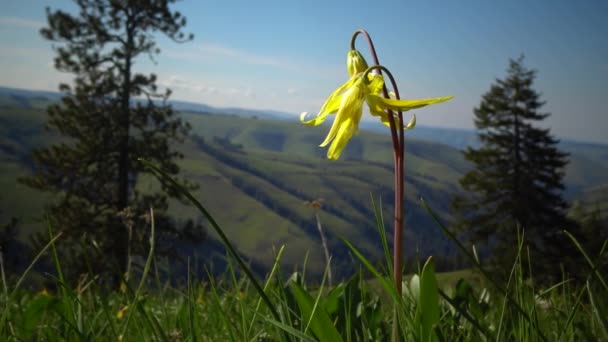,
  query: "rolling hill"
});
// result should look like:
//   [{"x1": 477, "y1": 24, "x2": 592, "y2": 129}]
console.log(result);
[{"x1": 1, "y1": 86, "x2": 607, "y2": 280}]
